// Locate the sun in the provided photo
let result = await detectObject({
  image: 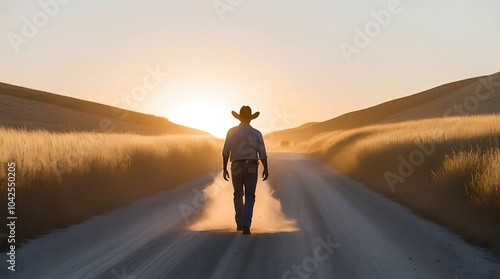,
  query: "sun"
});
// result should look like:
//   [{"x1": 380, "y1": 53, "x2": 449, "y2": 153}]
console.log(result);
[{"x1": 168, "y1": 99, "x2": 235, "y2": 138}]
